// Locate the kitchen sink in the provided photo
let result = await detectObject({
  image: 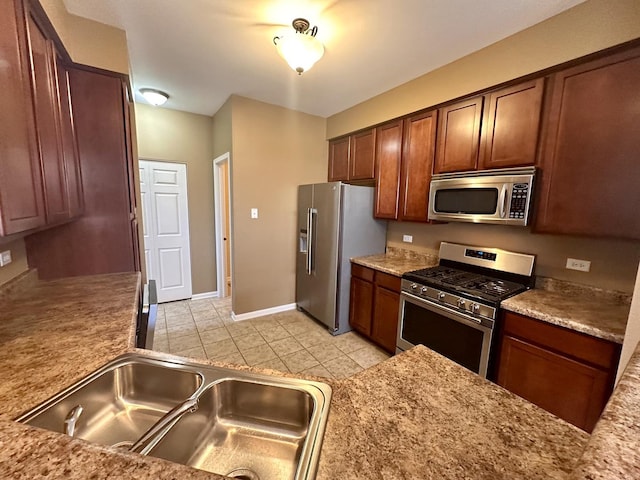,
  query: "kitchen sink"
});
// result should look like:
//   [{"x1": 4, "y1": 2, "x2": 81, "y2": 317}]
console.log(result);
[
  {"x1": 16, "y1": 353, "x2": 332, "y2": 480},
  {"x1": 18, "y1": 358, "x2": 204, "y2": 449},
  {"x1": 142, "y1": 379, "x2": 318, "y2": 480}
]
